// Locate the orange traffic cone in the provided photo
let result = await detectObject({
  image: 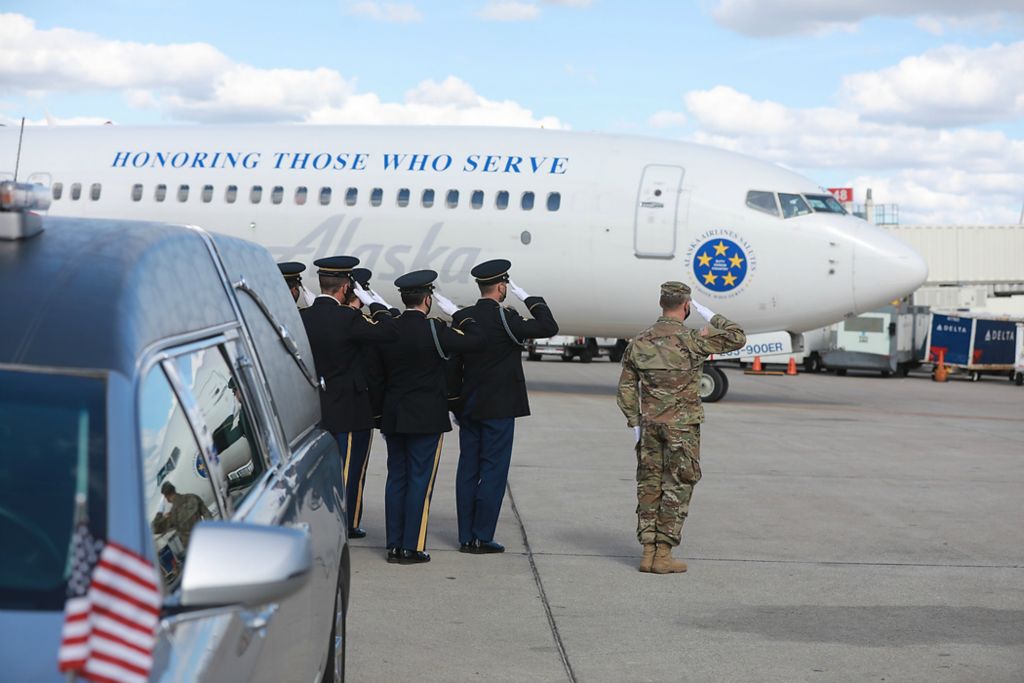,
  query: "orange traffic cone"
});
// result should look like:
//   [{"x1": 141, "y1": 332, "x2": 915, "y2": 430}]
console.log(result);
[
  {"x1": 752, "y1": 356, "x2": 763, "y2": 372},
  {"x1": 786, "y1": 358, "x2": 798, "y2": 375},
  {"x1": 933, "y1": 348, "x2": 948, "y2": 382}
]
